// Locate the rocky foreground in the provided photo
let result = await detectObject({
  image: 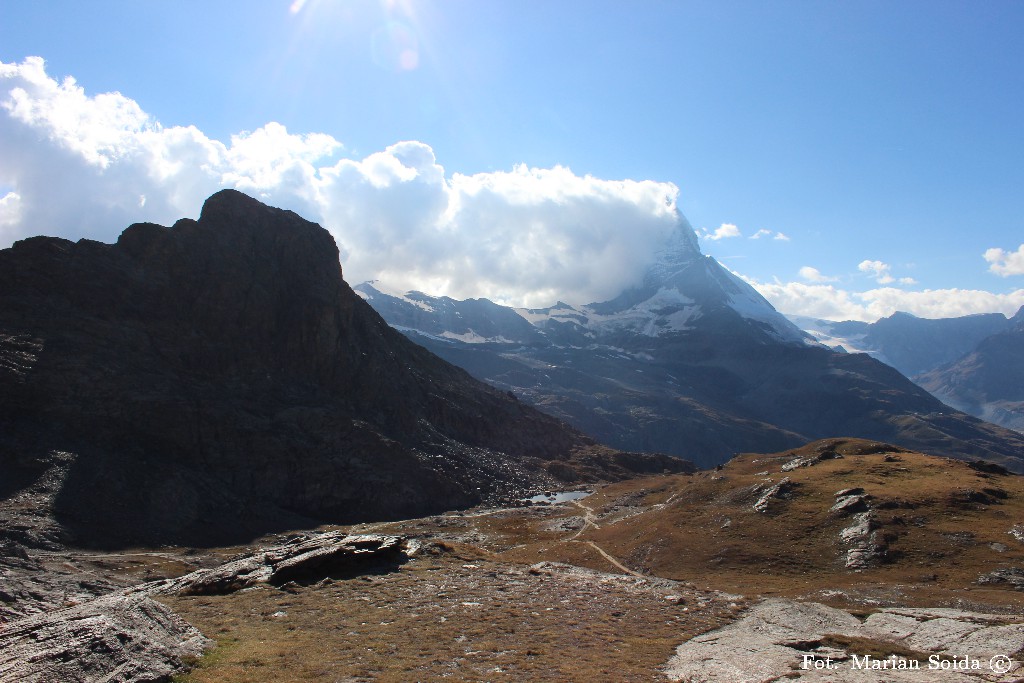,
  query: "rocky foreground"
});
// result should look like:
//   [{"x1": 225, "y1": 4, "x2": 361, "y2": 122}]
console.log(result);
[
  {"x1": 1, "y1": 532, "x2": 406, "y2": 682},
  {"x1": 3, "y1": 442, "x2": 1024, "y2": 682}
]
